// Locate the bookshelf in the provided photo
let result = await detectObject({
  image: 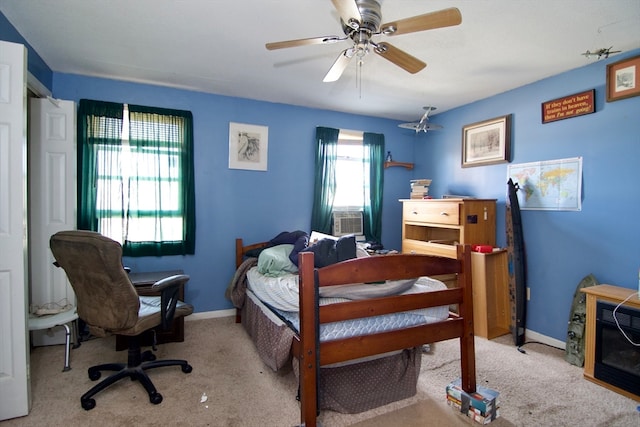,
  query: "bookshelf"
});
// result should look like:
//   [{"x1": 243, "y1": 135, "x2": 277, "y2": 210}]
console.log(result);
[{"x1": 384, "y1": 161, "x2": 414, "y2": 170}]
